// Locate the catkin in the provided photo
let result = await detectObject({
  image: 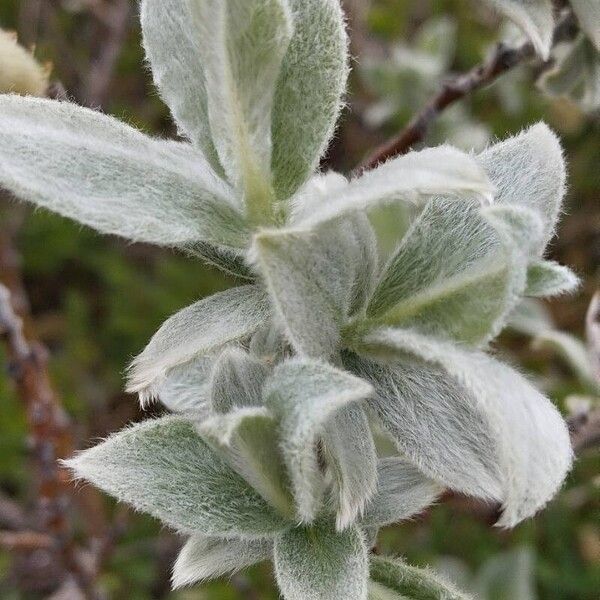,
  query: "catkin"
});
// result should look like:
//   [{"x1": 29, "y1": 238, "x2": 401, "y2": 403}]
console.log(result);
[{"x1": 0, "y1": 29, "x2": 49, "y2": 97}]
